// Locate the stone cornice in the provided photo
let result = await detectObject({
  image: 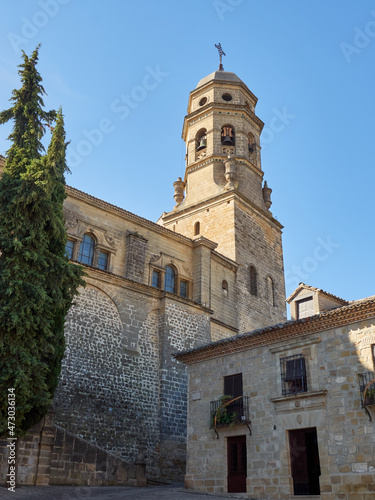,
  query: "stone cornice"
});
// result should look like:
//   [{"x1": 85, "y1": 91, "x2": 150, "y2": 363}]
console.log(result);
[
  {"x1": 163, "y1": 189, "x2": 283, "y2": 231},
  {"x1": 65, "y1": 185, "x2": 195, "y2": 246},
  {"x1": 174, "y1": 297, "x2": 375, "y2": 365}
]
